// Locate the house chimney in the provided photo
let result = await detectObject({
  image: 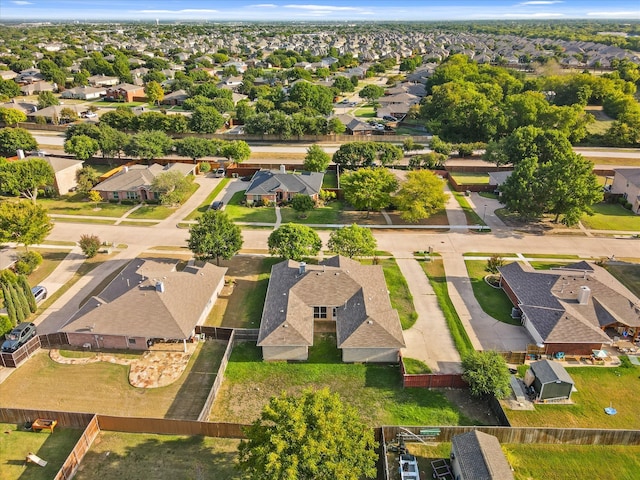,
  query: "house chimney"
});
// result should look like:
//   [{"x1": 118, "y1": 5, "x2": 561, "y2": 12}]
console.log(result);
[
  {"x1": 279, "y1": 164, "x2": 286, "y2": 174},
  {"x1": 17, "y1": 149, "x2": 25, "y2": 159},
  {"x1": 578, "y1": 286, "x2": 591, "y2": 305},
  {"x1": 156, "y1": 281, "x2": 165, "y2": 293},
  {"x1": 299, "y1": 262, "x2": 306, "y2": 275},
  {"x1": 123, "y1": 166, "x2": 129, "y2": 173}
]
